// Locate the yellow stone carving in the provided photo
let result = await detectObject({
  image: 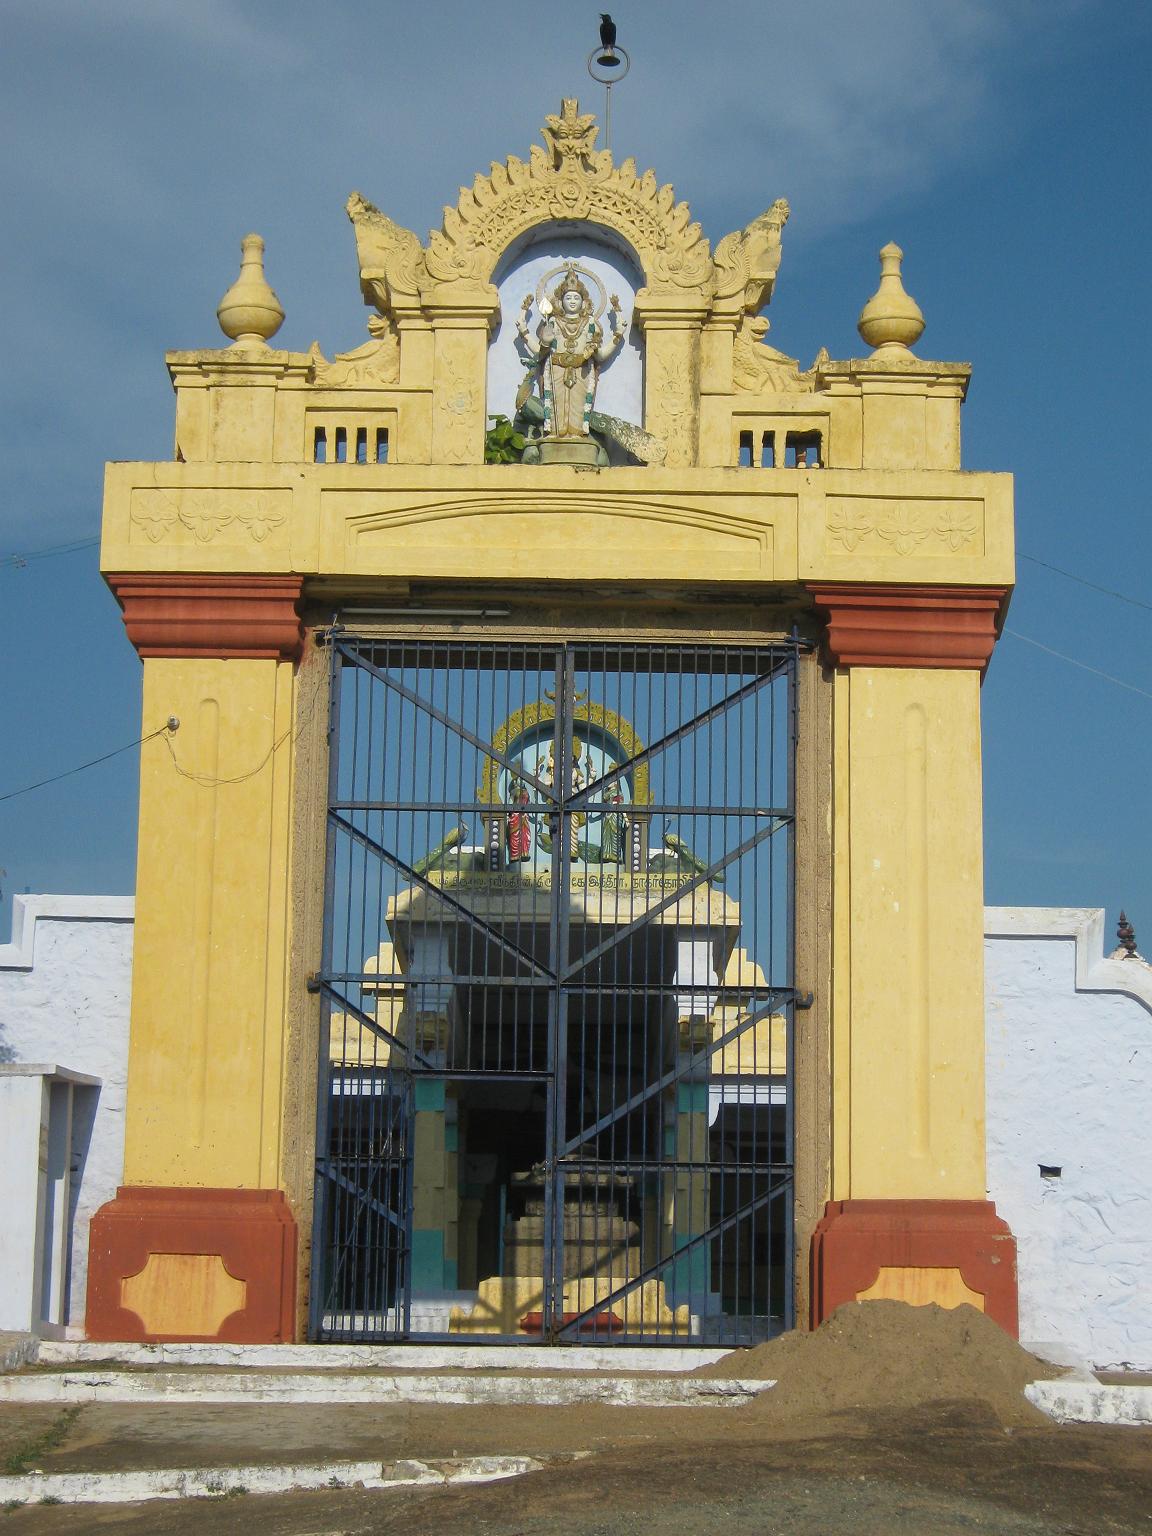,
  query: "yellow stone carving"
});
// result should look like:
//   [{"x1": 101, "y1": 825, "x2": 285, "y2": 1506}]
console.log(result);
[
  {"x1": 856, "y1": 1267, "x2": 986, "y2": 1312},
  {"x1": 121, "y1": 1253, "x2": 247, "y2": 1337}
]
